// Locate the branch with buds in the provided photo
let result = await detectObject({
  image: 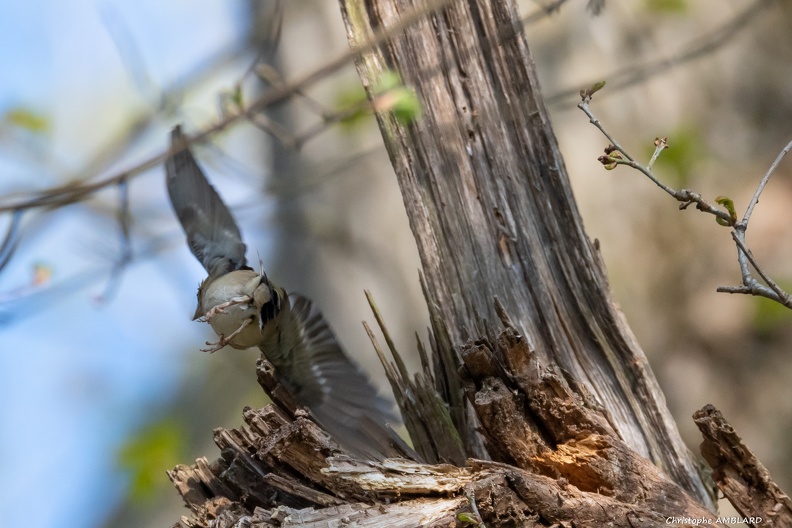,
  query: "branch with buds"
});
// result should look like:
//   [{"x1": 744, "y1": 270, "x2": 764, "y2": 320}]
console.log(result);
[{"x1": 579, "y1": 83, "x2": 792, "y2": 310}]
